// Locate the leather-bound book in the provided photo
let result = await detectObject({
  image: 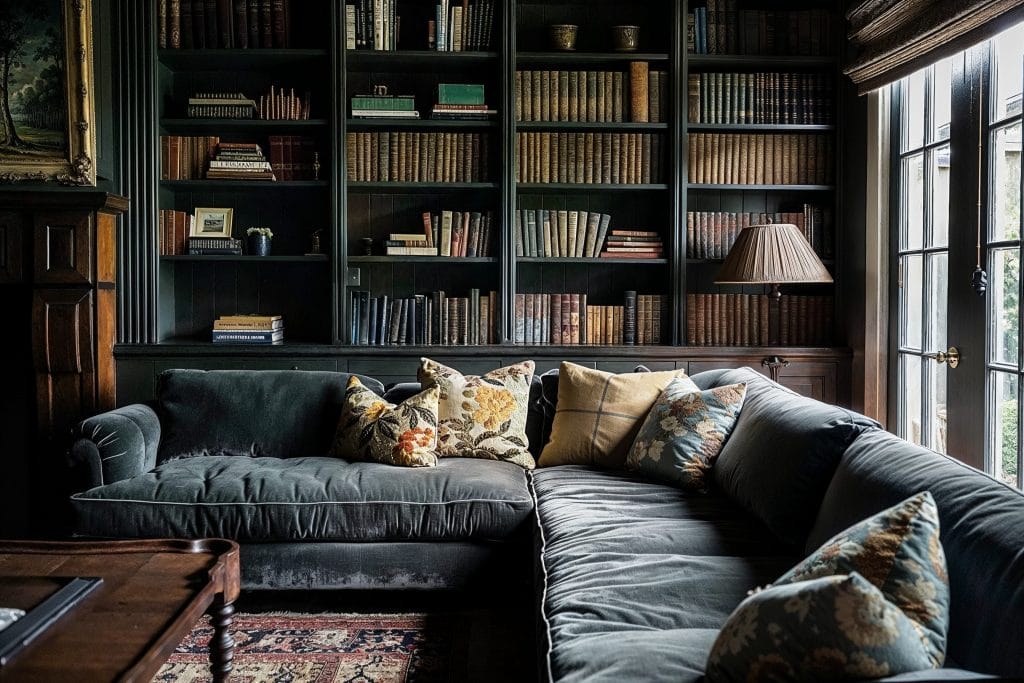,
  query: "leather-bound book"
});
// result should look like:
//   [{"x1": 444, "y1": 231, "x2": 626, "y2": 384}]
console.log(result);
[
  {"x1": 169, "y1": 0, "x2": 182, "y2": 48},
  {"x1": 612, "y1": 71, "x2": 624, "y2": 122},
  {"x1": 584, "y1": 133, "x2": 594, "y2": 184},
  {"x1": 217, "y1": 0, "x2": 233, "y2": 47},
  {"x1": 629, "y1": 61, "x2": 649, "y2": 122},
  {"x1": 260, "y1": 0, "x2": 273, "y2": 47},
  {"x1": 203, "y1": 0, "x2": 217, "y2": 46},
  {"x1": 586, "y1": 71, "x2": 598, "y2": 122},
  {"x1": 247, "y1": 0, "x2": 260, "y2": 46}
]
